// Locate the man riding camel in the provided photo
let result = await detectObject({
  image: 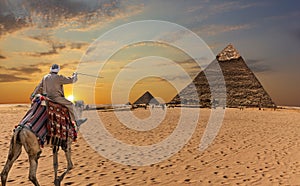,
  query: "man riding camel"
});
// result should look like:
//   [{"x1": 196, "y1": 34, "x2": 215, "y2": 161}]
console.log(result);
[{"x1": 31, "y1": 64, "x2": 87, "y2": 127}]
